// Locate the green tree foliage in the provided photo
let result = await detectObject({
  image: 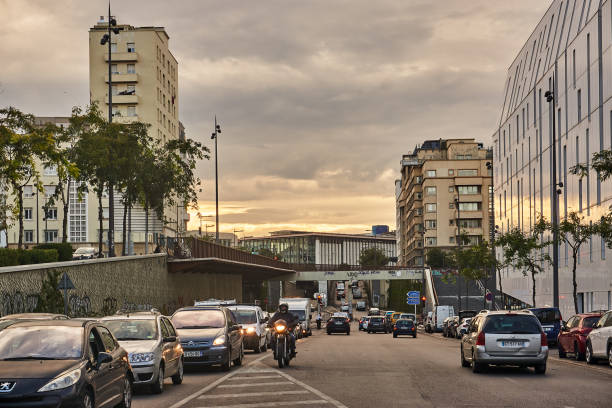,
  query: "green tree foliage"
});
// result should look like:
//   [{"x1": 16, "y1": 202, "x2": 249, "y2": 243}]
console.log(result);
[
  {"x1": 453, "y1": 240, "x2": 496, "y2": 282},
  {"x1": 36, "y1": 270, "x2": 64, "y2": 314},
  {"x1": 359, "y1": 247, "x2": 389, "y2": 267},
  {"x1": 425, "y1": 247, "x2": 454, "y2": 268},
  {"x1": 496, "y1": 218, "x2": 551, "y2": 307}
]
